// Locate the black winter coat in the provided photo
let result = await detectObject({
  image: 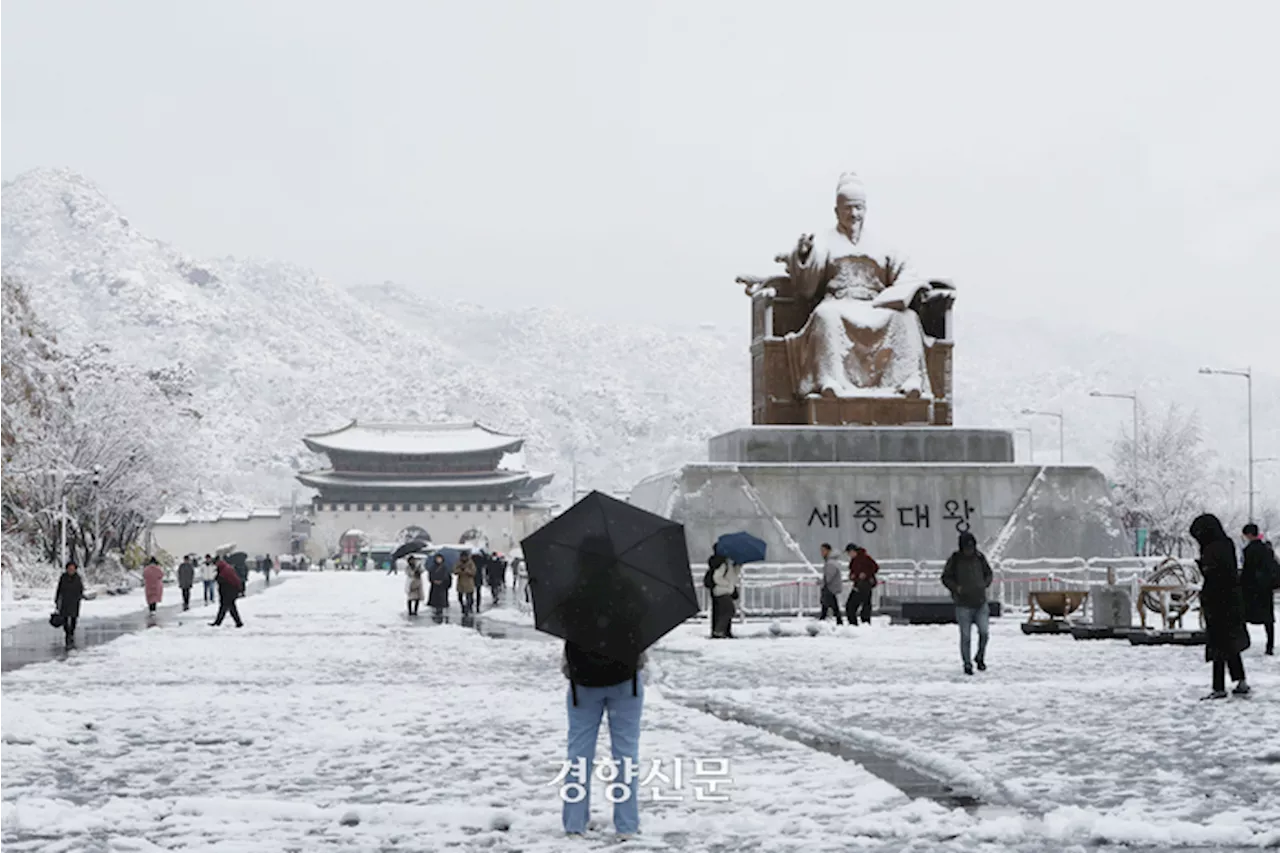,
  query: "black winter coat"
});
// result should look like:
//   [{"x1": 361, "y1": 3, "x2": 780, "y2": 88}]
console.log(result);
[
  {"x1": 1240, "y1": 540, "x2": 1277, "y2": 625},
  {"x1": 426, "y1": 562, "x2": 451, "y2": 609},
  {"x1": 55, "y1": 572, "x2": 84, "y2": 619},
  {"x1": 1199, "y1": 539, "x2": 1251, "y2": 662}
]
